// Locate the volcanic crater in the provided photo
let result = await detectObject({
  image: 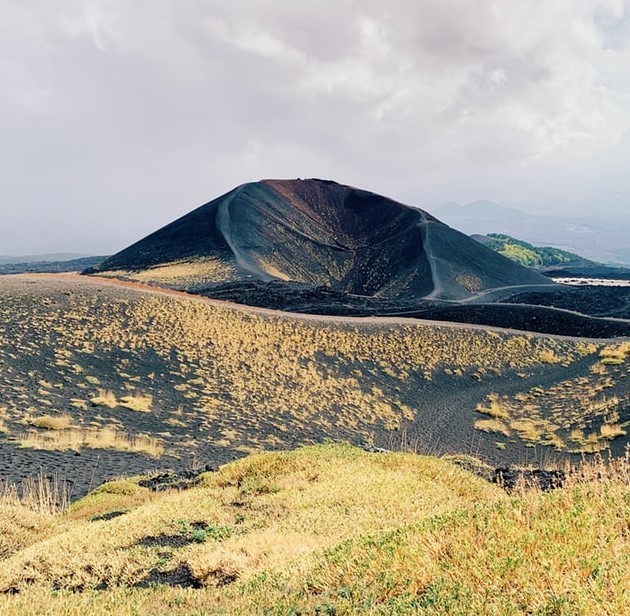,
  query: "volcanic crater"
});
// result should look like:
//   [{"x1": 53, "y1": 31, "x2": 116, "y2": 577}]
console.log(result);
[{"x1": 91, "y1": 178, "x2": 549, "y2": 301}]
